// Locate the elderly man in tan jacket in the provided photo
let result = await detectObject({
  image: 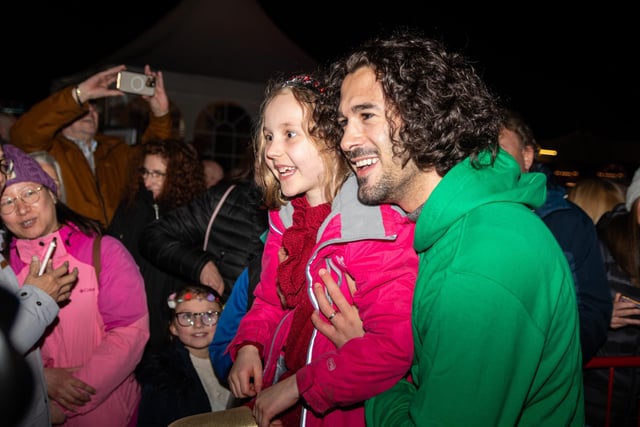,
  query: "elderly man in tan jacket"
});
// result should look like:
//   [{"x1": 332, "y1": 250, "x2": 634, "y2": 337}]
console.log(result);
[{"x1": 11, "y1": 64, "x2": 172, "y2": 227}]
